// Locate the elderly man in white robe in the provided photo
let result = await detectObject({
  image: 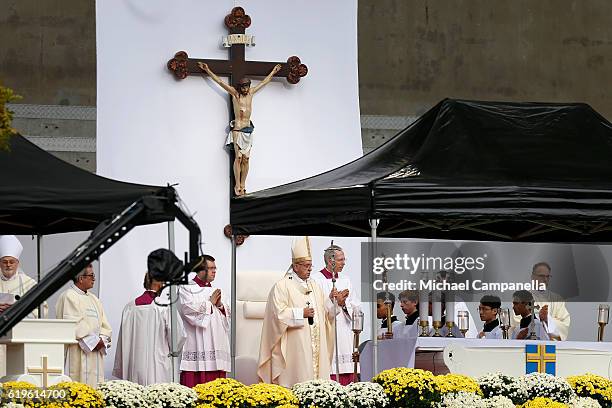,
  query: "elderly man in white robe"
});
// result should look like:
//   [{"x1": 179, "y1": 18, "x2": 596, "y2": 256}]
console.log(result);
[
  {"x1": 113, "y1": 268, "x2": 186, "y2": 385},
  {"x1": 0, "y1": 235, "x2": 47, "y2": 317},
  {"x1": 512, "y1": 262, "x2": 571, "y2": 340},
  {"x1": 56, "y1": 263, "x2": 112, "y2": 387},
  {"x1": 312, "y1": 243, "x2": 360, "y2": 385},
  {"x1": 178, "y1": 254, "x2": 231, "y2": 386},
  {"x1": 258, "y1": 236, "x2": 341, "y2": 388}
]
